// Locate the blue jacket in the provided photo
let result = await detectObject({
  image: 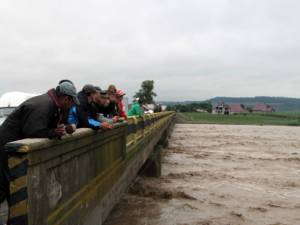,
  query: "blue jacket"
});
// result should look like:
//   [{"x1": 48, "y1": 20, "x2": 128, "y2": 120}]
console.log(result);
[{"x1": 68, "y1": 105, "x2": 102, "y2": 130}]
